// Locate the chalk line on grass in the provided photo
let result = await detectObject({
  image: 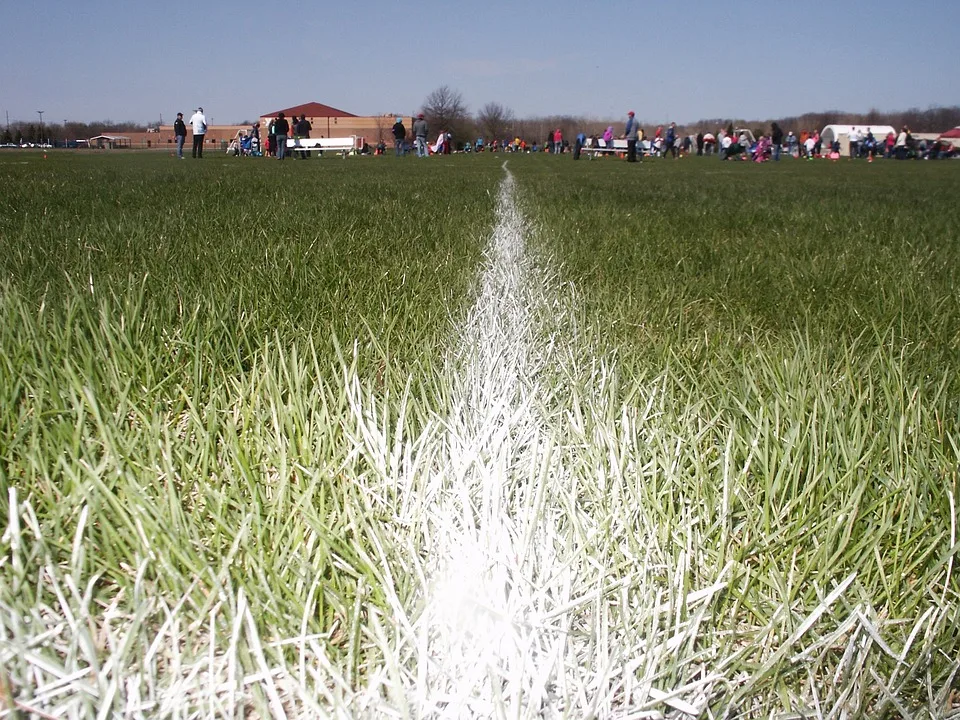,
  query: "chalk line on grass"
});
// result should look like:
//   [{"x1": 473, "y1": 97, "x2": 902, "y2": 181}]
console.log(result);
[{"x1": 412, "y1": 163, "x2": 567, "y2": 717}]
